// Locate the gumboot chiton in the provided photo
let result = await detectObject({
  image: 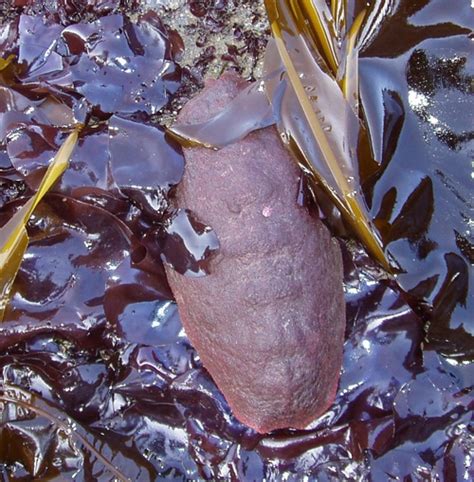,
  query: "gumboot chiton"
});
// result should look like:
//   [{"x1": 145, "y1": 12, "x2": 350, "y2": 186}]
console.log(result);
[{"x1": 165, "y1": 72, "x2": 345, "y2": 433}]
